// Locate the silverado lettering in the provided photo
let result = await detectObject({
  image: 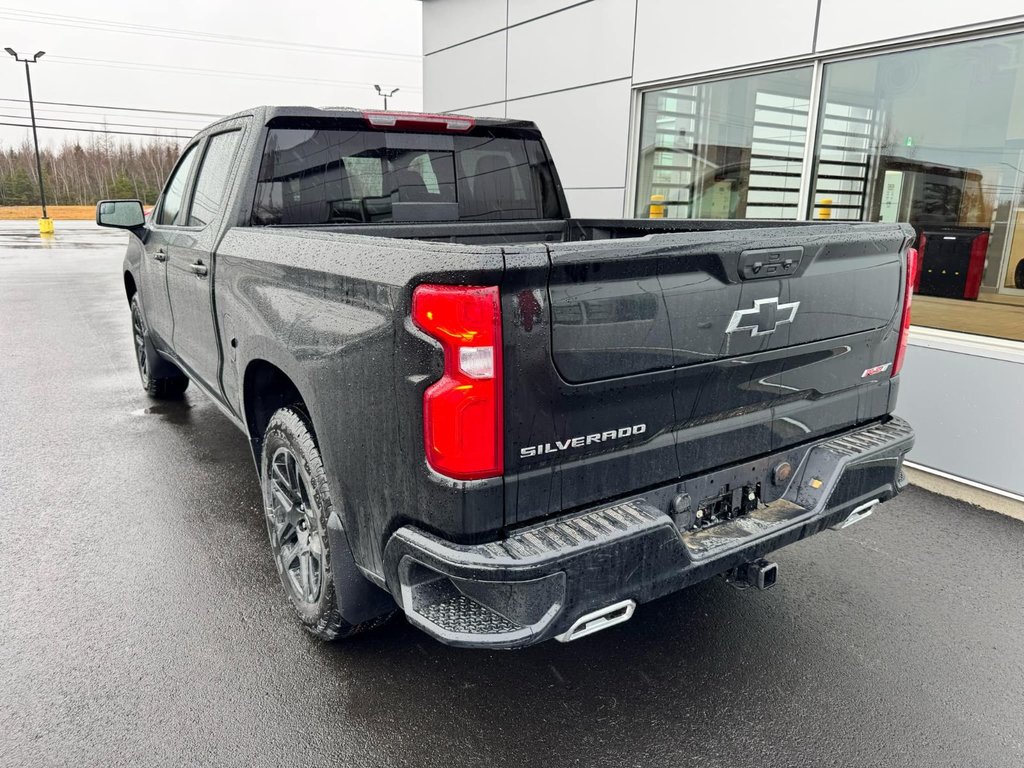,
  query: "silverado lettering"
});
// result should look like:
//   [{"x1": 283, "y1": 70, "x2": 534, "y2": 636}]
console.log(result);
[{"x1": 520, "y1": 424, "x2": 647, "y2": 458}]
